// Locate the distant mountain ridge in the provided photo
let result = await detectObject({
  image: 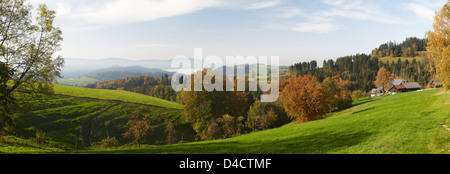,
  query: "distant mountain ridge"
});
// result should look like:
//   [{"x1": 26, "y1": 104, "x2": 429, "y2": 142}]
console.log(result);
[
  {"x1": 58, "y1": 57, "x2": 280, "y2": 87},
  {"x1": 62, "y1": 58, "x2": 175, "y2": 79},
  {"x1": 83, "y1": 65, "x2": 174, "y2": 81}
]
